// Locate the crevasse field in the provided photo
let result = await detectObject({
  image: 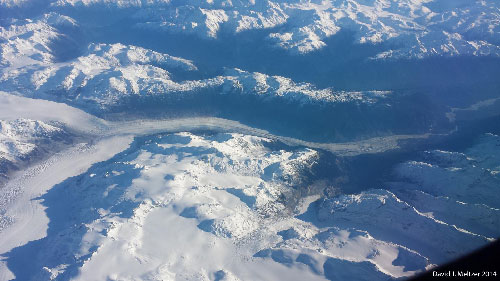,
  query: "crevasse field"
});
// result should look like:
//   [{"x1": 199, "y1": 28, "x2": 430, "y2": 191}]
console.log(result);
[{"x1": 0, "y1": 1, "x2": 499, "y2": 280}]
